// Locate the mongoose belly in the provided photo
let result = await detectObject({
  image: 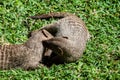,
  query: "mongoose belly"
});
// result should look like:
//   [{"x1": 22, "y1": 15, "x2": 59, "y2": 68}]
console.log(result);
[{"x1": 0, "y1": 45, "x2": 28, "y2": 69}]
